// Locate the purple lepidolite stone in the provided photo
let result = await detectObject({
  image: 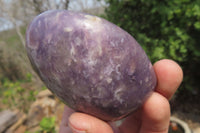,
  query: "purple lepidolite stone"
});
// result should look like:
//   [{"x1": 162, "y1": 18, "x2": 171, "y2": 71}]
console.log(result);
[{"x1": 26, "y1": 10, "x2": 157, "y2": 121}]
